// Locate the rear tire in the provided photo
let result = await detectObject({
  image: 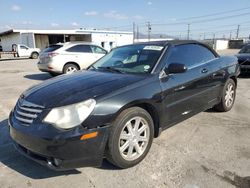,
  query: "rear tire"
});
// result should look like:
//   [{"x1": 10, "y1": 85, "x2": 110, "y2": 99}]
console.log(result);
[
  {"x1": 31, "y1": 52, "x2": 39, "y2": 59},
  {"x1": 107, "y1": 107, "x2": 154, "y2": 169},
  {"x1": 214, "y1": 78, "x2": 236, "y2": 112},
  {"x1": 63, "y1": 63, "x2": 79, "y2": 74}
]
